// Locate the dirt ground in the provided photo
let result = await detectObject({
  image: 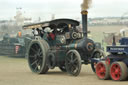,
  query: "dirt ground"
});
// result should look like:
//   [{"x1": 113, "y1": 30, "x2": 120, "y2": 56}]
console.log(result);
[{"x1": 0, "y1": 56, "x2": 128, "y2": 85}]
